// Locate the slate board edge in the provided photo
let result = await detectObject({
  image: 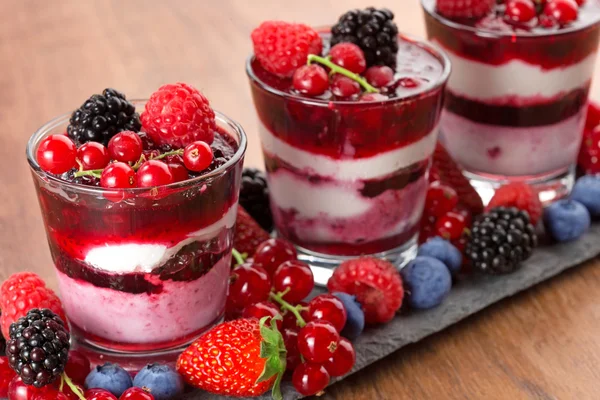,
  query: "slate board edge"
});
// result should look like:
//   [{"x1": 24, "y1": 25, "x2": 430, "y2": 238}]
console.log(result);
[{"x1": 186, "y1": 223, "x2": 600, "y2": 400}]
